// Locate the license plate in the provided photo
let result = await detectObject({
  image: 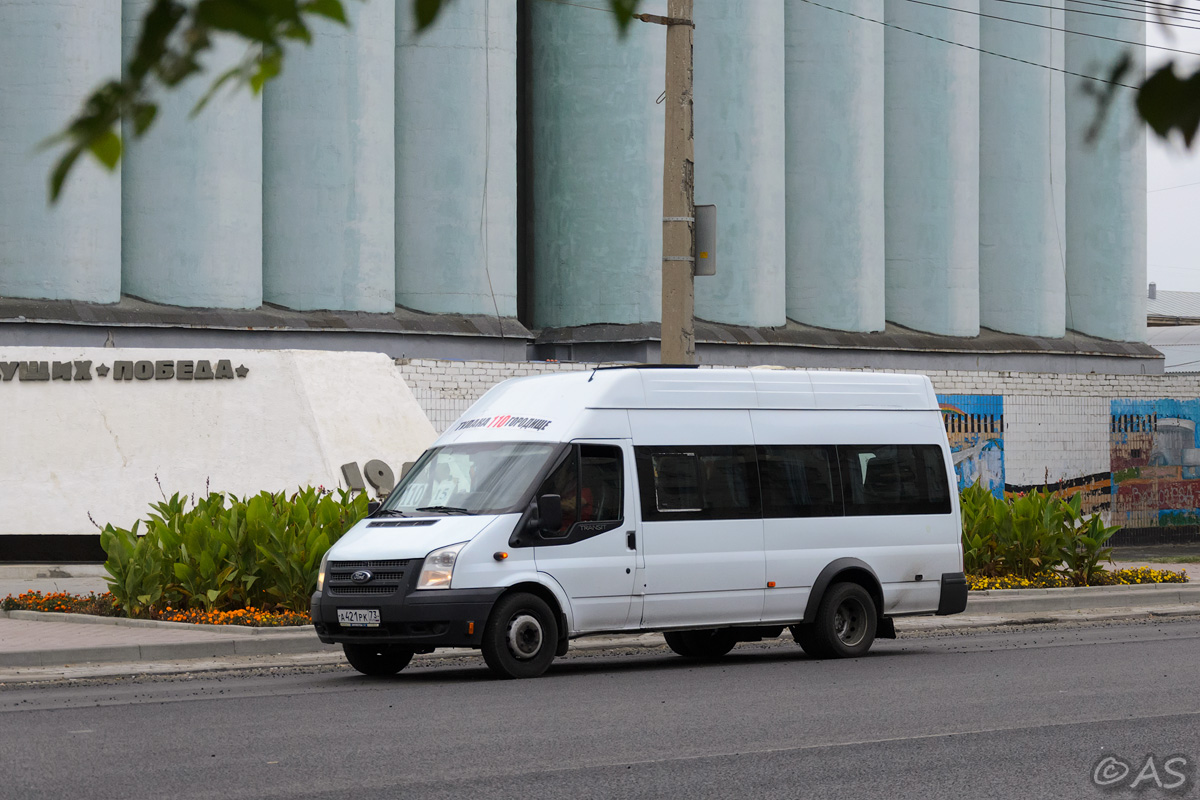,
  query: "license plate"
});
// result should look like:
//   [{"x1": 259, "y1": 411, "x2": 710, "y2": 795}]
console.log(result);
[{"x1": 337, "y1": 608, "x2": 380, "y2": 627}]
